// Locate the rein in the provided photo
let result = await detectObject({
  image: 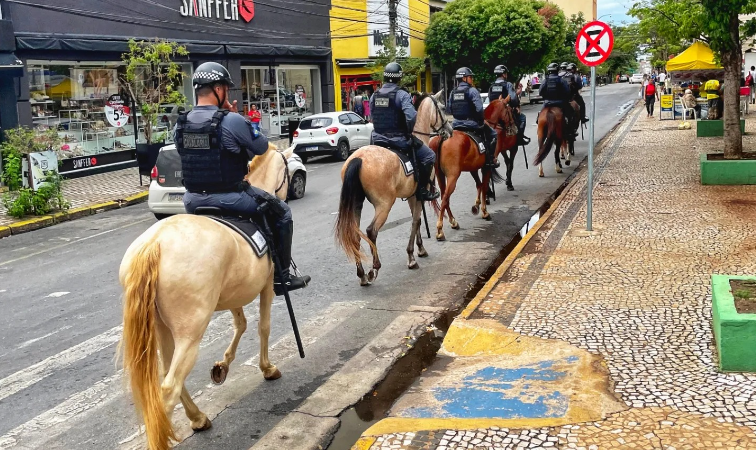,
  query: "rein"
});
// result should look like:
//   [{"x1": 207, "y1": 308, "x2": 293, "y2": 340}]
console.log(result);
[
  {"x1": 274, "y1": 152, "x2": 290, "y2": 195},
  {"x1": 415, "y1": 96, "x2": 450, "y2": 139}
]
